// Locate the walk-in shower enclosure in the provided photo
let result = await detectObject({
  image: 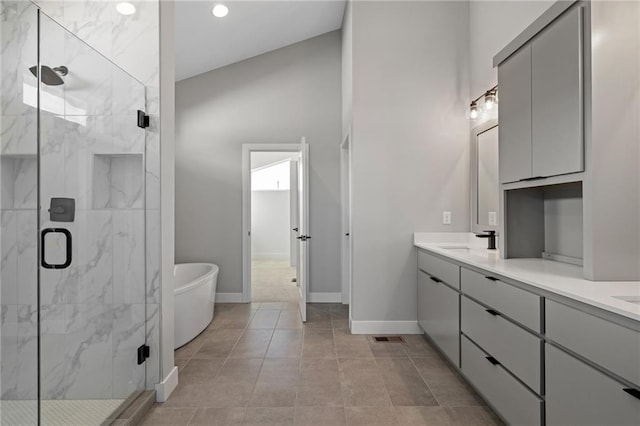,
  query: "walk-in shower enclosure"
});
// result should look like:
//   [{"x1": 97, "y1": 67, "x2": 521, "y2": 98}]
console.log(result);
[{"x1": 1, "y1": 1, "x2": 152, "y2": 424}]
